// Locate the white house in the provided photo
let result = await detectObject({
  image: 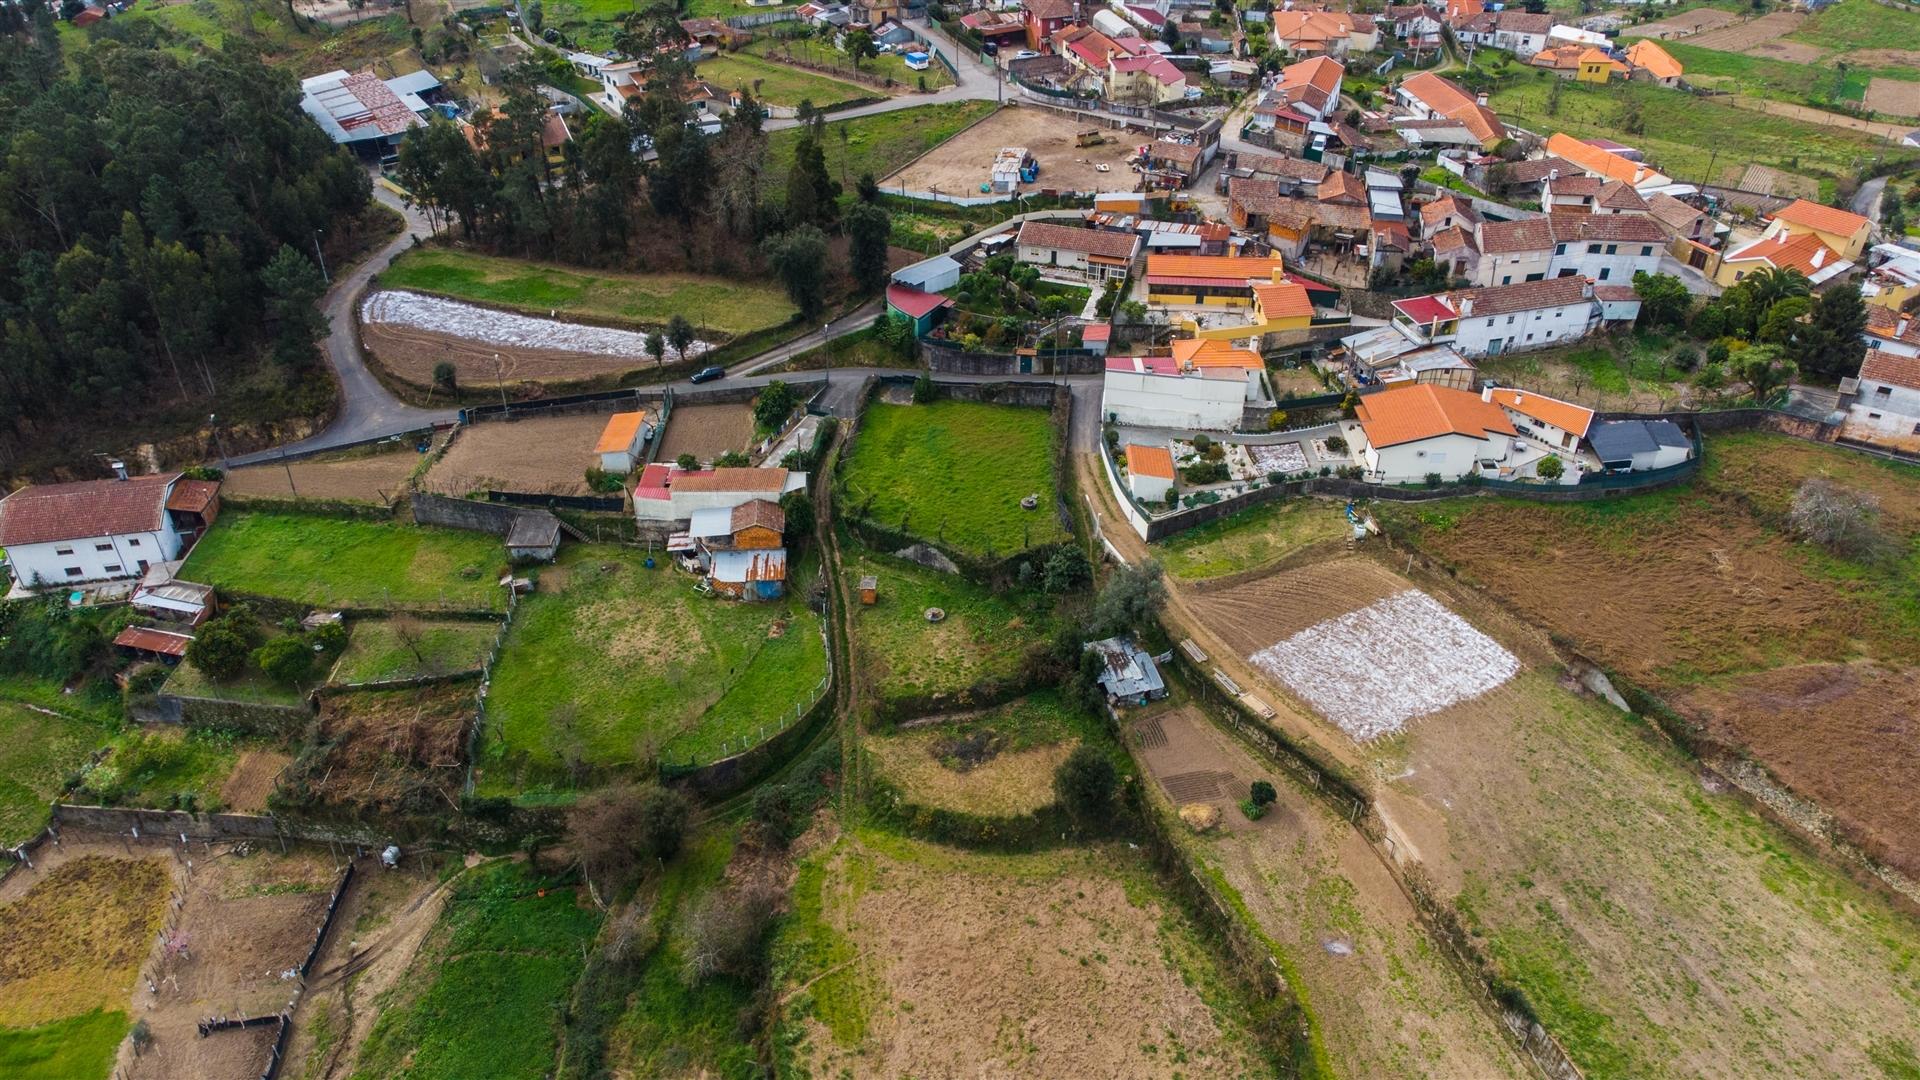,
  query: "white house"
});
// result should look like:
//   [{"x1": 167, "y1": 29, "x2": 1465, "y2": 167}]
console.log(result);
[
  {"x1": 1485, "y1": 386, "x2": 1593, "y2": 455},
  {"x1": 1015, "y1": 221, "x2": 1141, "y2": 283},
  {"x1": 595, "y1": 411, "x2": 652, "y2": 474},
  {"x1": 1346, "y1": 383, "x2": 1517, "y2": 482},
  {"x1": 632, "y1": 465, "x2": 806, "y2": 523},
  {"x1": 1391, "y1": 276, "x2": 1602, "y2": 358},
  {"x1": 1470, "y1": 214, "x2": 1665, "y2": 287},
  {"x1": 0, "y1": 473, "x2": 199, "y2": 589},
  {"x1": 1123, "y1": 443, "x2": 1177, "y2": 503},
  {"x1": 1846, "y1": 351, "x2": 1920, "y2": 445},
  {"x1": 1102, "y1": 356, "x2": 1247, "y2": 430}
]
